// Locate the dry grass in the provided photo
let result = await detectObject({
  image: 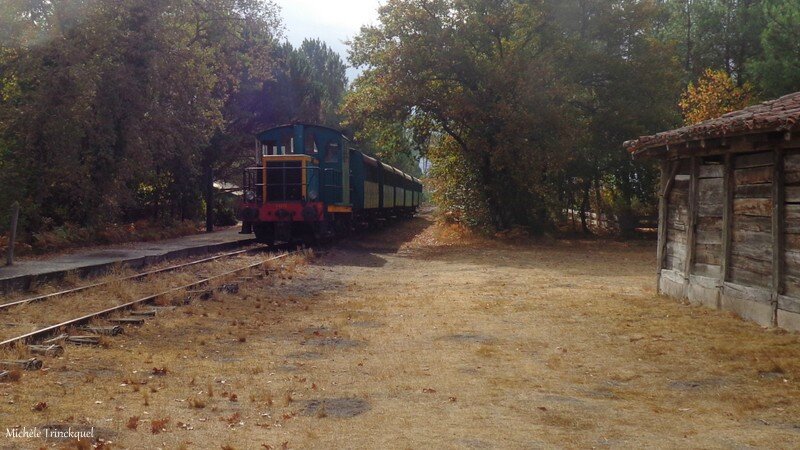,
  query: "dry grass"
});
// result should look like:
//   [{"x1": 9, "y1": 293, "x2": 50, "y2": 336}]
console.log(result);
[
  {"x1": 1, "y1": 216, "x2": 800, "y2": 448},
  {"x1": 0, "y1": 250, "x2": 287, "y2": 342}
]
